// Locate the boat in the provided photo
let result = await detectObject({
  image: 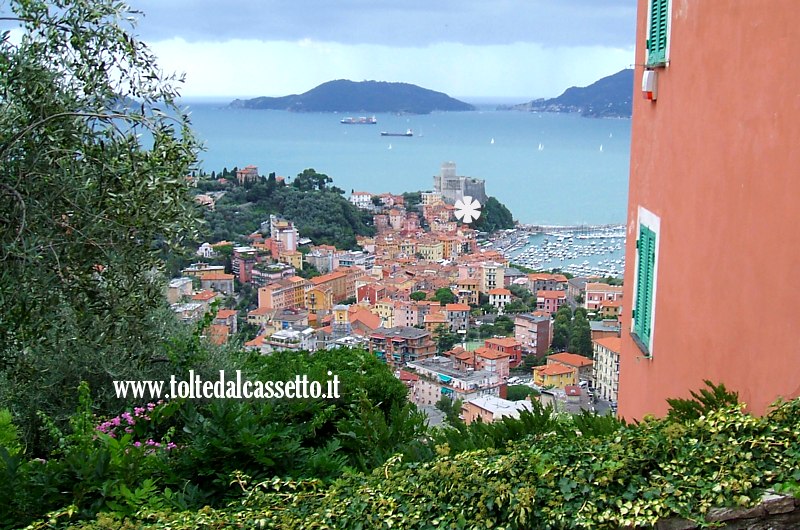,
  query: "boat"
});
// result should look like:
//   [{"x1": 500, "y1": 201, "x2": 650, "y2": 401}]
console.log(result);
[
  {"x1": 380, "y1": 129, "x2": 413, "y2": 137},
  {"x1": 340, "y1": 116, "x2": 377, "y2": 124}
]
